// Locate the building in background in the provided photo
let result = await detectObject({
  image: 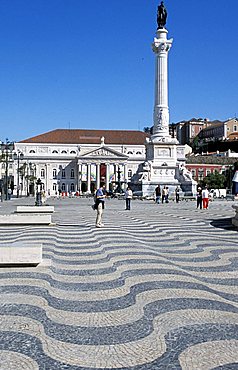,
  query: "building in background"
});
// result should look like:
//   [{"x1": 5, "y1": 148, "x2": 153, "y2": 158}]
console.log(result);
[{"x1": 14, "y1": 129, "x2": 149, "y2": 196}]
